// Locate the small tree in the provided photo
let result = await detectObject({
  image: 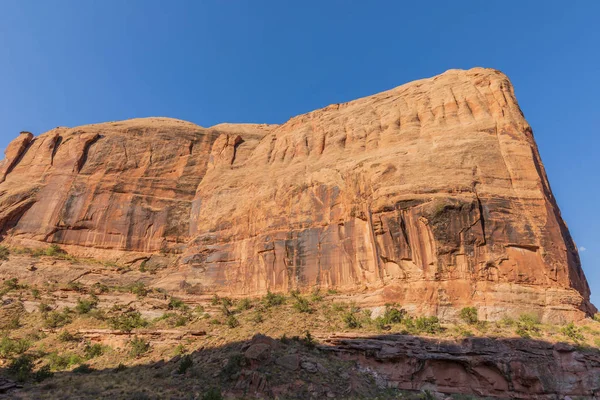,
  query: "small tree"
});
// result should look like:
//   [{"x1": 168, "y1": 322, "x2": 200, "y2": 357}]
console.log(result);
[{"x1": 459, "y1": 307, "x2": 478, "y2": 325}]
